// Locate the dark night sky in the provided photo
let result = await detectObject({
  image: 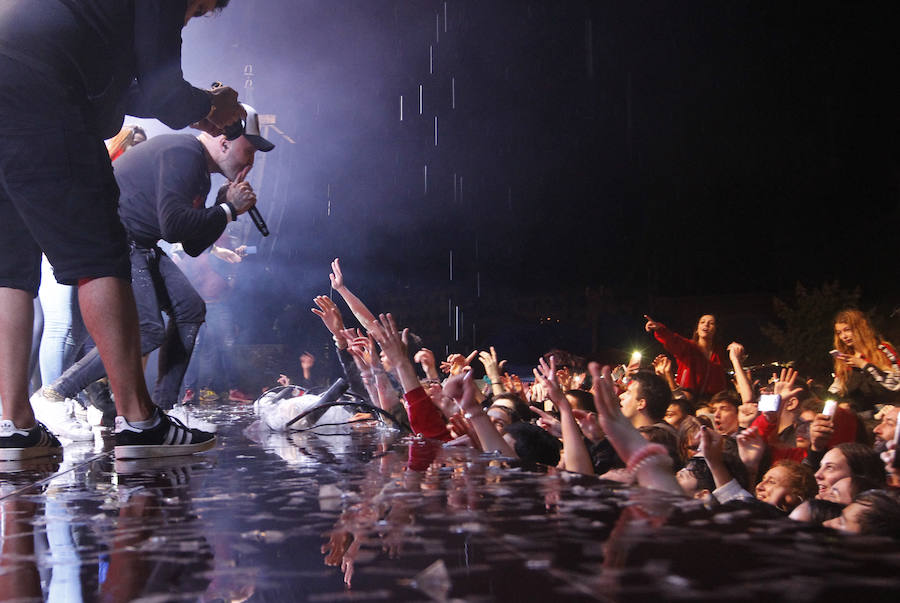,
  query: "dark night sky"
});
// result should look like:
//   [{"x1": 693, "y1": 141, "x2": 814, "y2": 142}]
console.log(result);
[{"x1": 163, "y1": 1, "x2": 900, "y2": 358}]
